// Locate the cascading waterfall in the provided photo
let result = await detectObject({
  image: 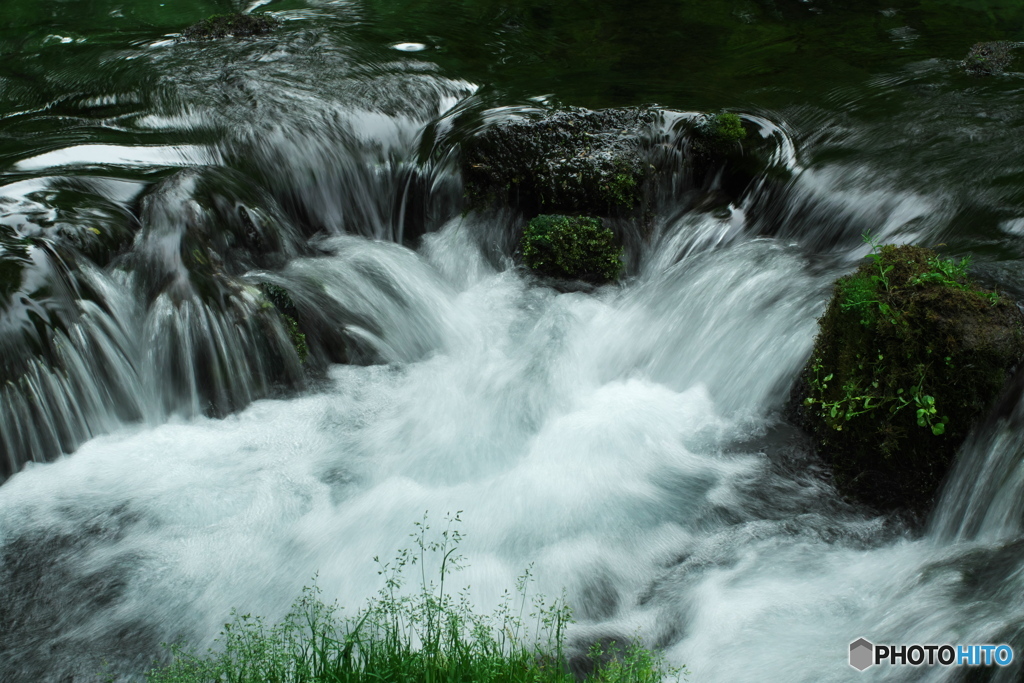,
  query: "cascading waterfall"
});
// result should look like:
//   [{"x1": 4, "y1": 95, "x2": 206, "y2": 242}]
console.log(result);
[
  {"x1": 3, "y1": 5, "x2": 1024, "y2": 682},
  {"x1": 930, "y1": 378, "x2": 1024, "y2": 544}
]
